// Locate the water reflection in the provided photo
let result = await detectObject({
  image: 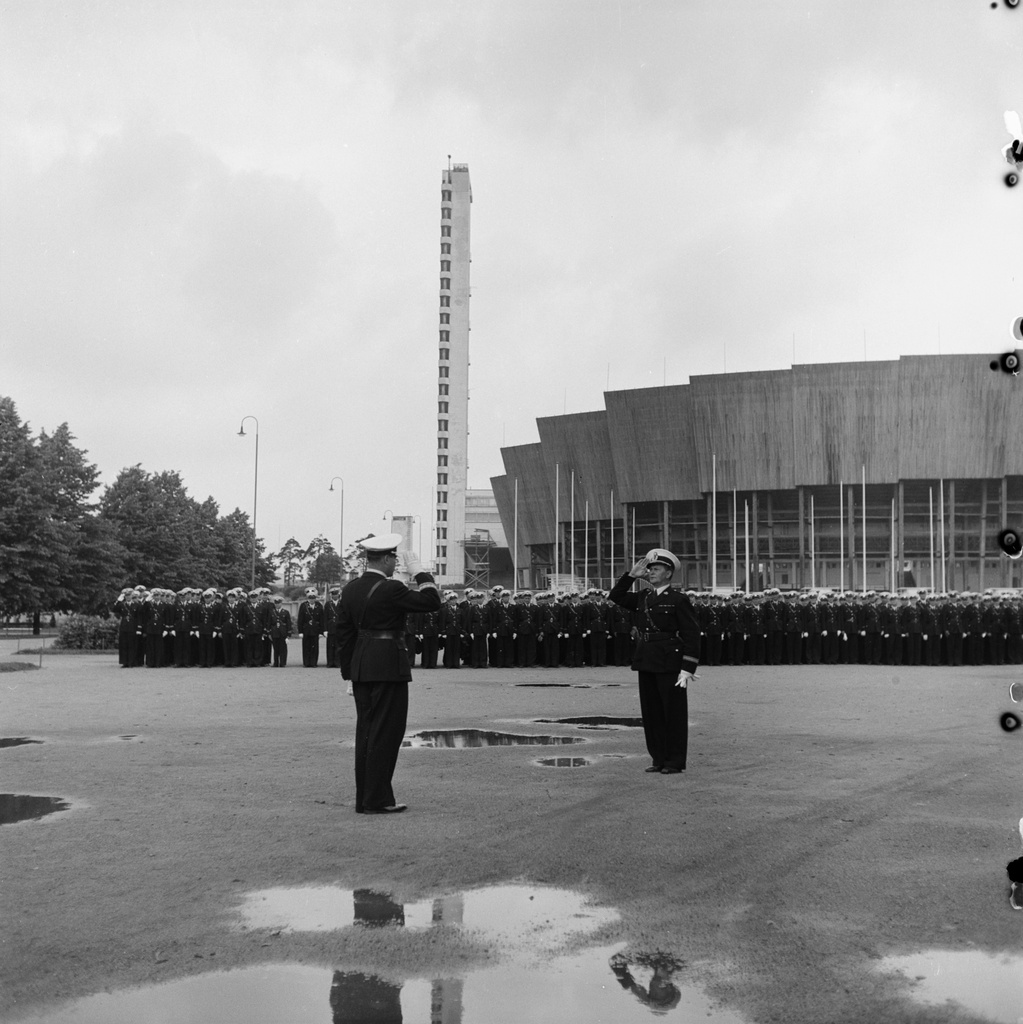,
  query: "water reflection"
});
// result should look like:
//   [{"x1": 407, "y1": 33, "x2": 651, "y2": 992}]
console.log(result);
[
  {"x1": 0, "y1": 794, "x2": 70, "y2": 825},
  {"x1": 20, "y1": 887, "x2": 747, "y2": 1023},
  {"x1": 535, "y1": 756, "x2": 592, "y2": 768},
  {"x1": 879, "y1": 949, "x2": 1023, "y2": 1023},
  {"x1": 401, "y1": 730, "x2": 584, "y2": 748}
]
